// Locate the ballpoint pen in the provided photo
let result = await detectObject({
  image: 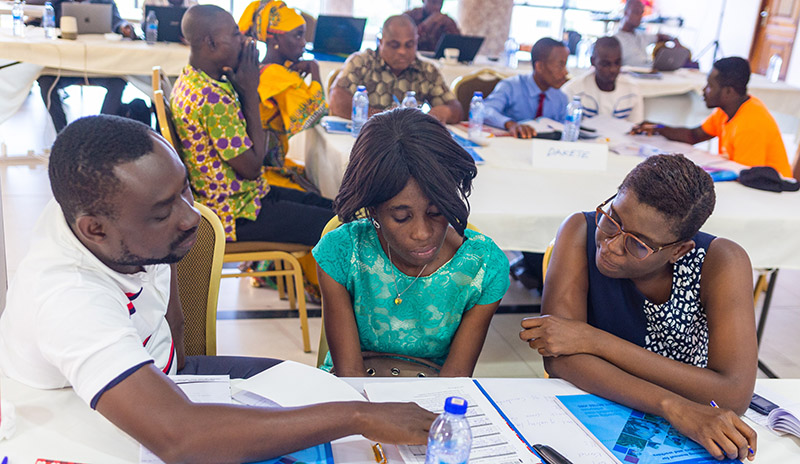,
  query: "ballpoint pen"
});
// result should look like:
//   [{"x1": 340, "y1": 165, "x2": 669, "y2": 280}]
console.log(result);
[
  {"x1": 533, "y1": 443, "x2": 573, "y2": 464},
  {"x1": 710, "y1": 400, "x2": 755, "y2": 456}
]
